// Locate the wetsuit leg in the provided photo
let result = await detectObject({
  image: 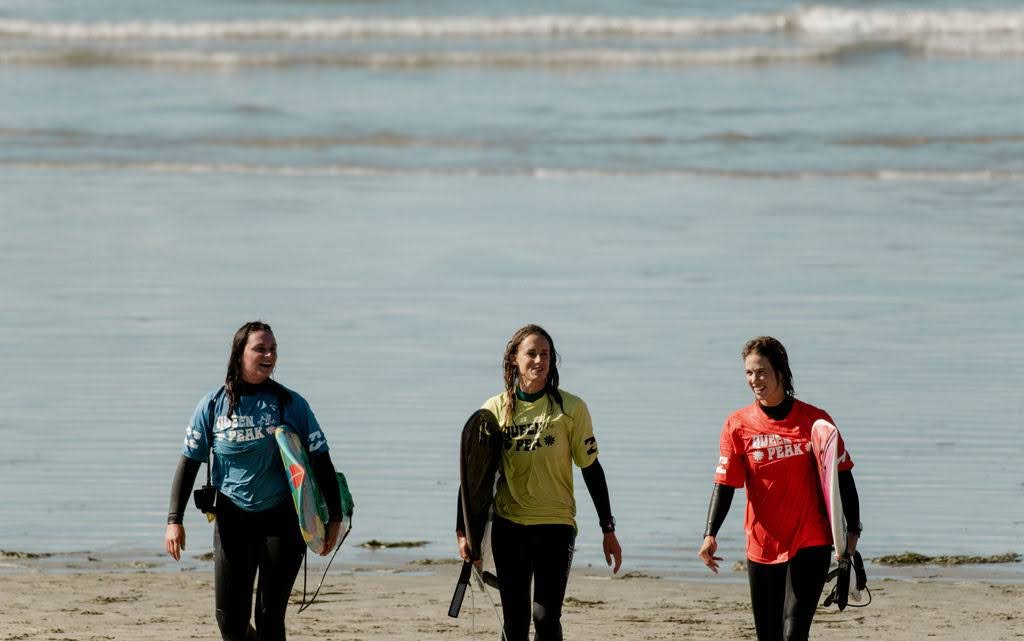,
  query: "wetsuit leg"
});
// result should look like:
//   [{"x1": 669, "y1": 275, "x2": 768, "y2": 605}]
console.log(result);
[
  {"x1": 214, "y1": 497, "x2": 259, "y2": 641},
  {"x1": 529, "y1": 524, "x2": 575, "y2": 641},
  {"x1": 782, "y1": 545, "x2": 831, "y2": 641},
  {"x1": 492, "y1": 517, "x2": 532, "y2": 641},
  {"x1": 747, "y1": 558, "x2": 787, "y2": 641},
  {"x1": 252, "y1": 501, "x2": 306, "y2": 641}
]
